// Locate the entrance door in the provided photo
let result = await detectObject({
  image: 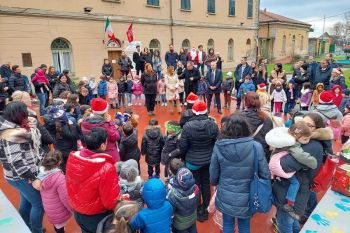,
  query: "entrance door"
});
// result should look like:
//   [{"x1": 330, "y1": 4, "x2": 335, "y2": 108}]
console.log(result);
[{"x1": 108, "y1": 51, "x2": 122, "y2": 80}]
